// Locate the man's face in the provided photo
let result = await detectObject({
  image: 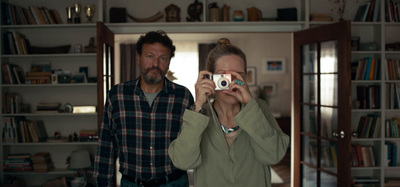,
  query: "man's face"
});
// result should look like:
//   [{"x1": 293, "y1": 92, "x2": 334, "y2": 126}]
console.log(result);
[{"x1": 138, "y1": 43, "x2": 171, "y2": 85}]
